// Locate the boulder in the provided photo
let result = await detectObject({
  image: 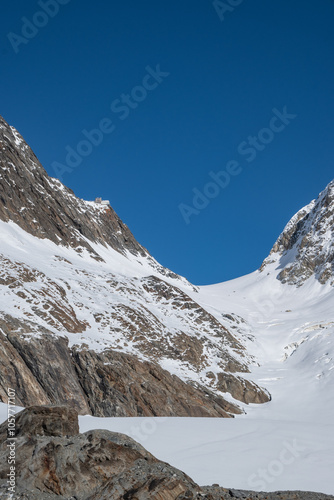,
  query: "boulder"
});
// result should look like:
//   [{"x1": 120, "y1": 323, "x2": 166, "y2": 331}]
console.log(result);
[{"x1": 0, "y1": 406, "x2": 332, "y2": 500}]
